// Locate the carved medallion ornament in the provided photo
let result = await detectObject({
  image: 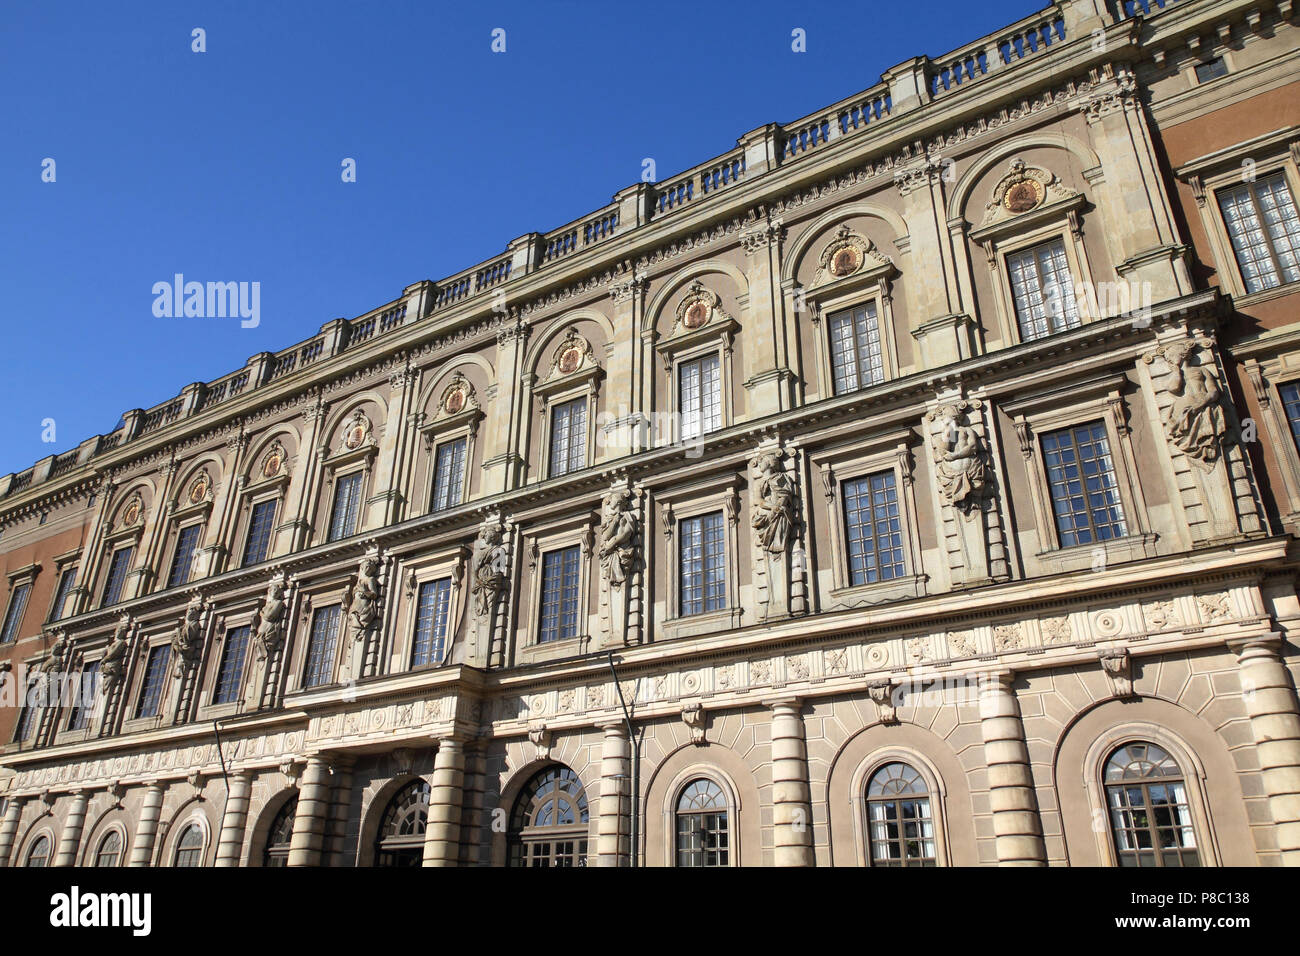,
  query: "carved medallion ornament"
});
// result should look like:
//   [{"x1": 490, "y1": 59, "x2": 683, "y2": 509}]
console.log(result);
[
  {"x1": 341, "y1": 409, "x2": 372, "y2": 451},
  {"x1": 673, "y1": 281, "x2": 731, "y2": 333},
  {"x1": 438, "y1": 373, "x2": 478, "y2": 418},
  {"x1": 120, "y1": 494, "x2": 143, "y2": 528},
  {"x1": 548, "y1": 327, "x2": 595, "y2": 378},
  {"x1": 186, "y1": 471, "x2": 211, "y2": 505},
  {"x1": 810, "y1": 225, "x2": 890, "y2": 288},
  {"x1": 260, "y1": 441, "x2": 286, "y2": 479},
  {"x1": 982, "y1": 159, "x2": 1078, "y2": 226}
]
